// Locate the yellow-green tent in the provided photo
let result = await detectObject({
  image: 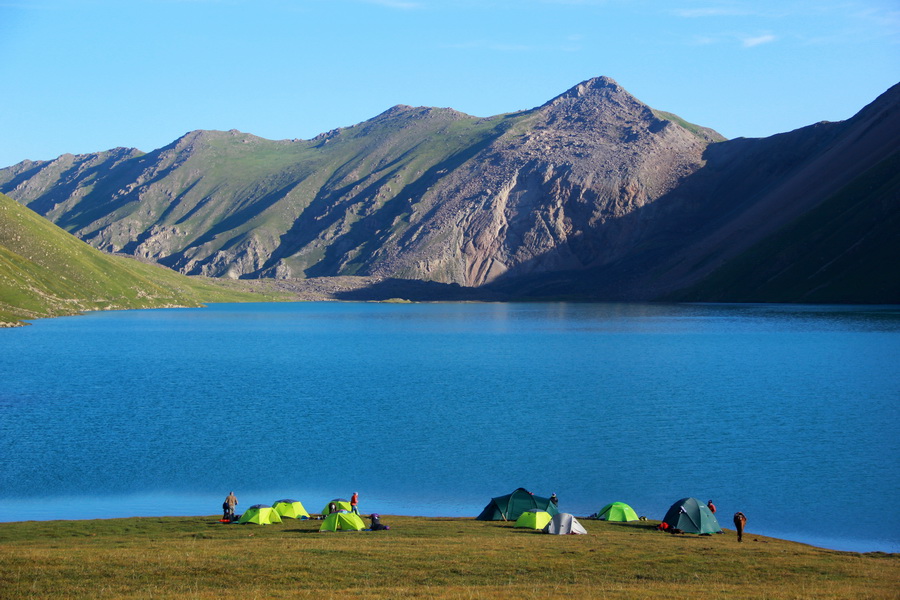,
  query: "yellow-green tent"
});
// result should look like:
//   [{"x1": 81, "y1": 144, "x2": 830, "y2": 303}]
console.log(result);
[
  {"x1": 514, "y1": 509, "x2": 553, "y2": 530},
  {"x1": 596, "y1": 502, "x2": 639, "y2": 522},
  {"x1": 319, "y1": 511, "x2": 366, "y2": 532},
  {"x1": 273, "y1": 499, "x2": 310, "y2": 519},
  {"x1": 321, "y1": 499, "x2": 353, "y2": 515},
  {"x1": 238, "y1": 504, "x2": 283, "y2": 525}
]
